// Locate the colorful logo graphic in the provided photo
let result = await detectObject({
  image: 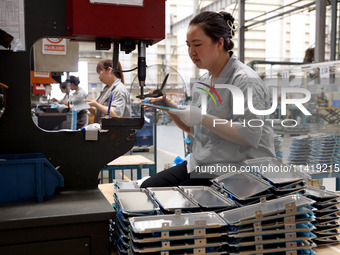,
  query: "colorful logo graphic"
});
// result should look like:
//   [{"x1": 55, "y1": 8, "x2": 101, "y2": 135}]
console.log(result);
[{"x1": 196, "y1": 82, "x2": 222, "y2": 106}]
